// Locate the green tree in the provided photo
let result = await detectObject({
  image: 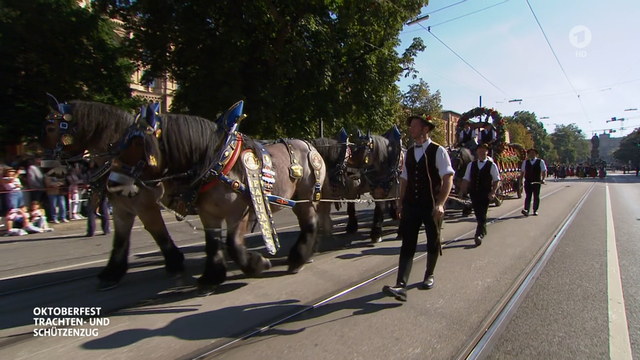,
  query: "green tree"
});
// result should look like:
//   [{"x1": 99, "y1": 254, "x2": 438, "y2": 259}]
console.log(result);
[
  {"x1": 504, "y1": 111, "x2": 553, "y2": 159},
  {"x1": 97, "y1": 0, "x2": 430, "y2": 139},
  {"x1": 0, "y1": 0, "x2": 139, "y2": 145},
  {"x1": 550, "y1": 124, "x2": 589, "y2": 164},
  {"x1": 613, "y1": 128, "x2": 640, "y2": 166},
  {"x1": 397, "y1": 79, "x2": 444, "y2": 145},
  {"x1": 505, "y1": 121, "x2": 534, "y2": 149}
]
